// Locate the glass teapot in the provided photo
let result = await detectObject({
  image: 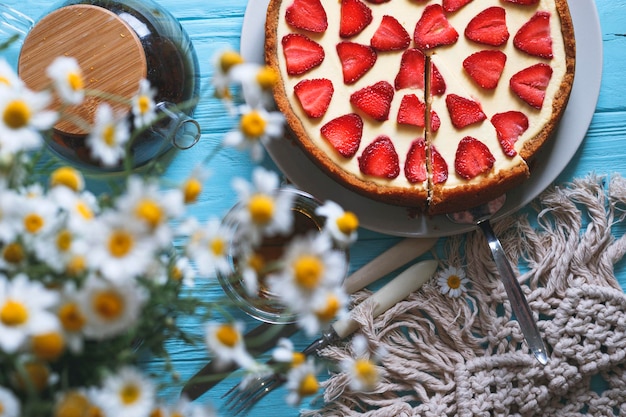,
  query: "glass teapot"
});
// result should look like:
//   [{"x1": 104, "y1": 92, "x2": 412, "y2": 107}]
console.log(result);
[{"x1": 6, "y1": 0, "x2": 201, "y2": 172}]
